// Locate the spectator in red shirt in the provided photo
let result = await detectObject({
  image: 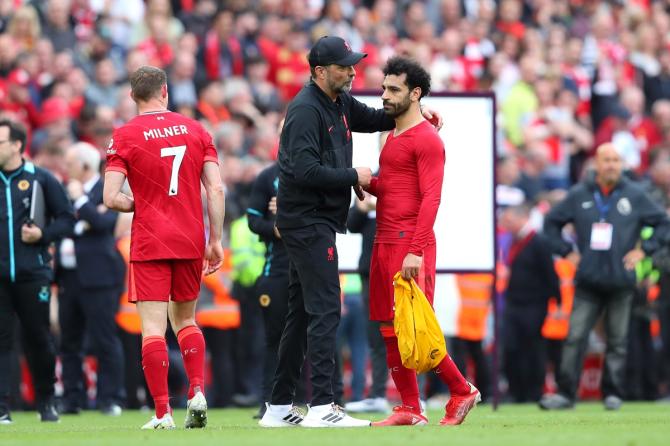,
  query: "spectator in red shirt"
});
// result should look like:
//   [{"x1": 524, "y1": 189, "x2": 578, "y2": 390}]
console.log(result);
[
  {"x1": 273, "y1": 29, "x2": 311, "y2": 101},
  {"x1": 496, "y1": 0, "x2": 525, "y2": 40},
  {"x1": 30, "y1": 96, "x2": 75, "y2": 156},
  {"x1": 594, "y1": 86, "x2": 662, "y2": 173},
  {"x1": 200, "y1": 10, "x2": 244, "y2": 81},
  {"x1": 0, "y1": 69, "x2": 40, "y2": 133},
  {"x1": 431, "y1": 29, "x2": 476, "y2": 92},
  {"x1": 135, "y1": 15, "x2": 175, "y2": 69}
]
